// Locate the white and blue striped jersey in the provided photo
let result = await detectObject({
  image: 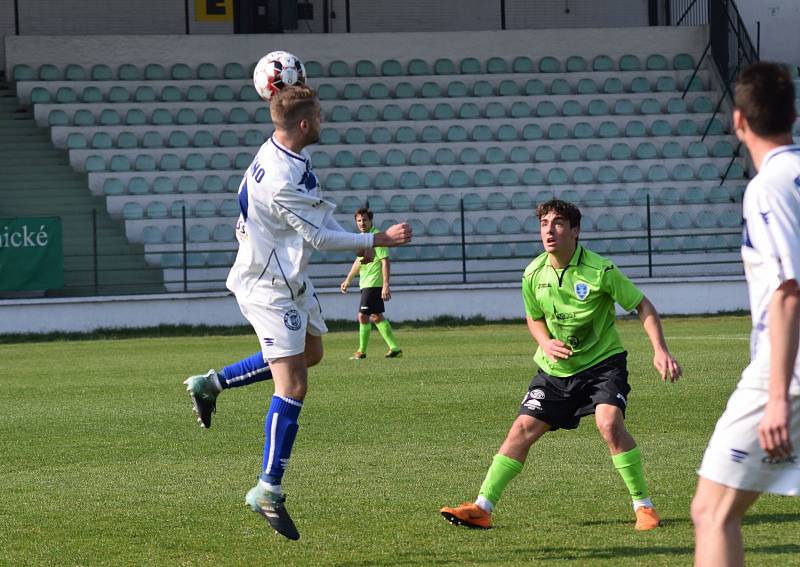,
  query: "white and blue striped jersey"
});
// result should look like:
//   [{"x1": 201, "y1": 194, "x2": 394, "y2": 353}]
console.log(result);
[
  {"x1": 740, "y1": 144, "x2": 800, "y2": 395},
  {"x1": 226, "y1": 136, "x2": 372, "y2": 299}
]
